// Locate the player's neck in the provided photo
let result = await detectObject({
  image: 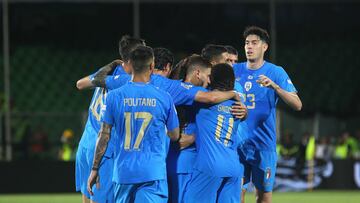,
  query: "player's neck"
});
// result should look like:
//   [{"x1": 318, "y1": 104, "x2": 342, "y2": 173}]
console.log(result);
[
  {"x1": 247, "y1": 58, "x2": 265, "y2": 70},
  {"x1": 132, "y1": 73, "x2": 150, "y2": 83}
]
